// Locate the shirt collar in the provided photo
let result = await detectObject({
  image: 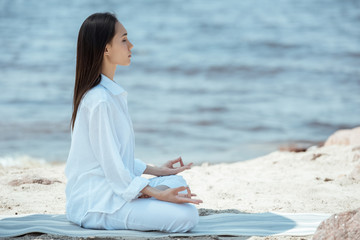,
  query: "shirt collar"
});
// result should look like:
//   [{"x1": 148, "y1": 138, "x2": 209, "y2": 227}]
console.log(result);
[{"x1": 100, "y1": 74, "x2": 127, "y2": 96}]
